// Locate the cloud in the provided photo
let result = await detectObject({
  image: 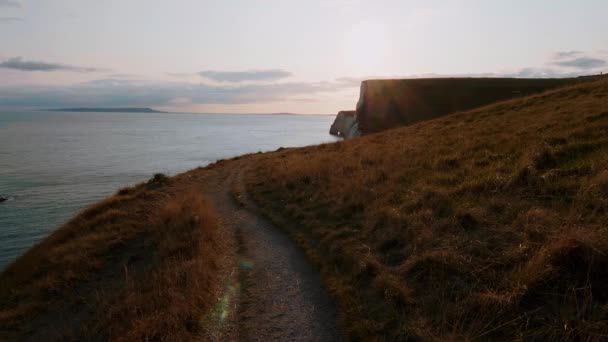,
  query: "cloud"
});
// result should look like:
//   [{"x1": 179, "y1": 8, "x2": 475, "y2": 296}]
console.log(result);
[
  {"x1": 0, "y1": 77, "x2": 353, "y2": 108},
  {"x1": 199, "y1": 69, "x2": 292, "y2": 82},
  {"x1": 106, "y1": 73, "x2": 141, "y2": 79},
  {"x1": 333, "y1": 65, "x2": 598, "y2": 83},
  {"x1": 548, "y1": 50, "x2": 607, "y2": 71},
  {"x1": 0, "y1": 16, "x2": 22, "y2": 23},
  {"x1": 166, "y1": 72, "x2": 195, "y2": 78},
  {"x1": 0, "y1": 0, "x2": 20, "y2": 8},
  {"x1": 553, "y1": 57, "x2": 606, "y2": 70},
  {"x1": 2, "y1": 49, "x2": 605, "y2": 110},
  {"x1": 553, "y1": 50, "x2": 582, "y2": 59},
  {"x1": 337, "y1": 50, "x2": 606, "y2": 80},
  {"x1": 0, "y1": 57, "x2": 104, "y2": 72}
]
